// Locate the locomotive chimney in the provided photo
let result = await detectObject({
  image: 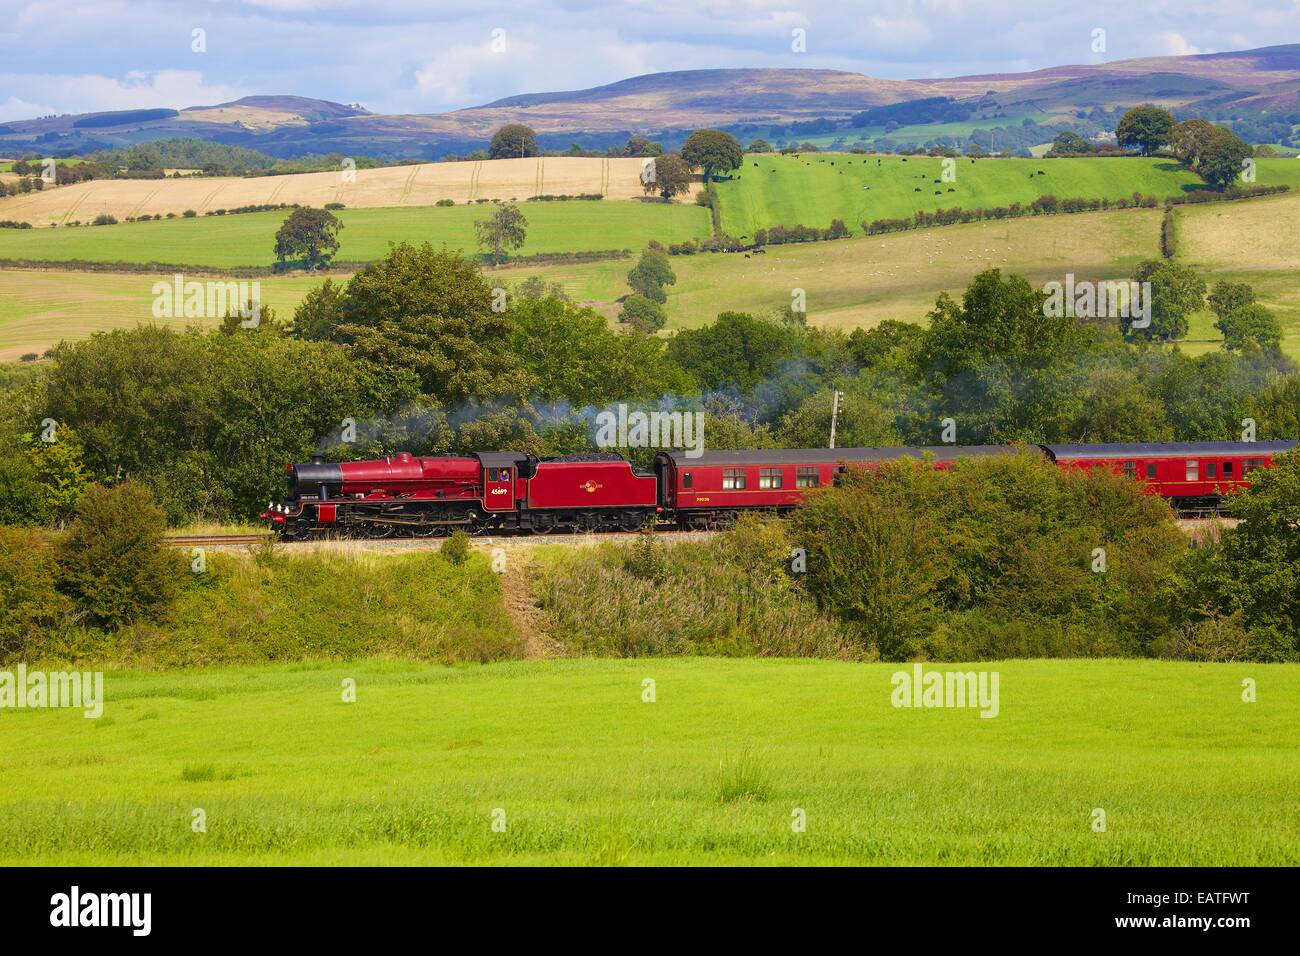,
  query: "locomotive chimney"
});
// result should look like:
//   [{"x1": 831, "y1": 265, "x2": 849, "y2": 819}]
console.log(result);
[{"x1": 310, "y1": 454, "x2": 325, "y2": 465}]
